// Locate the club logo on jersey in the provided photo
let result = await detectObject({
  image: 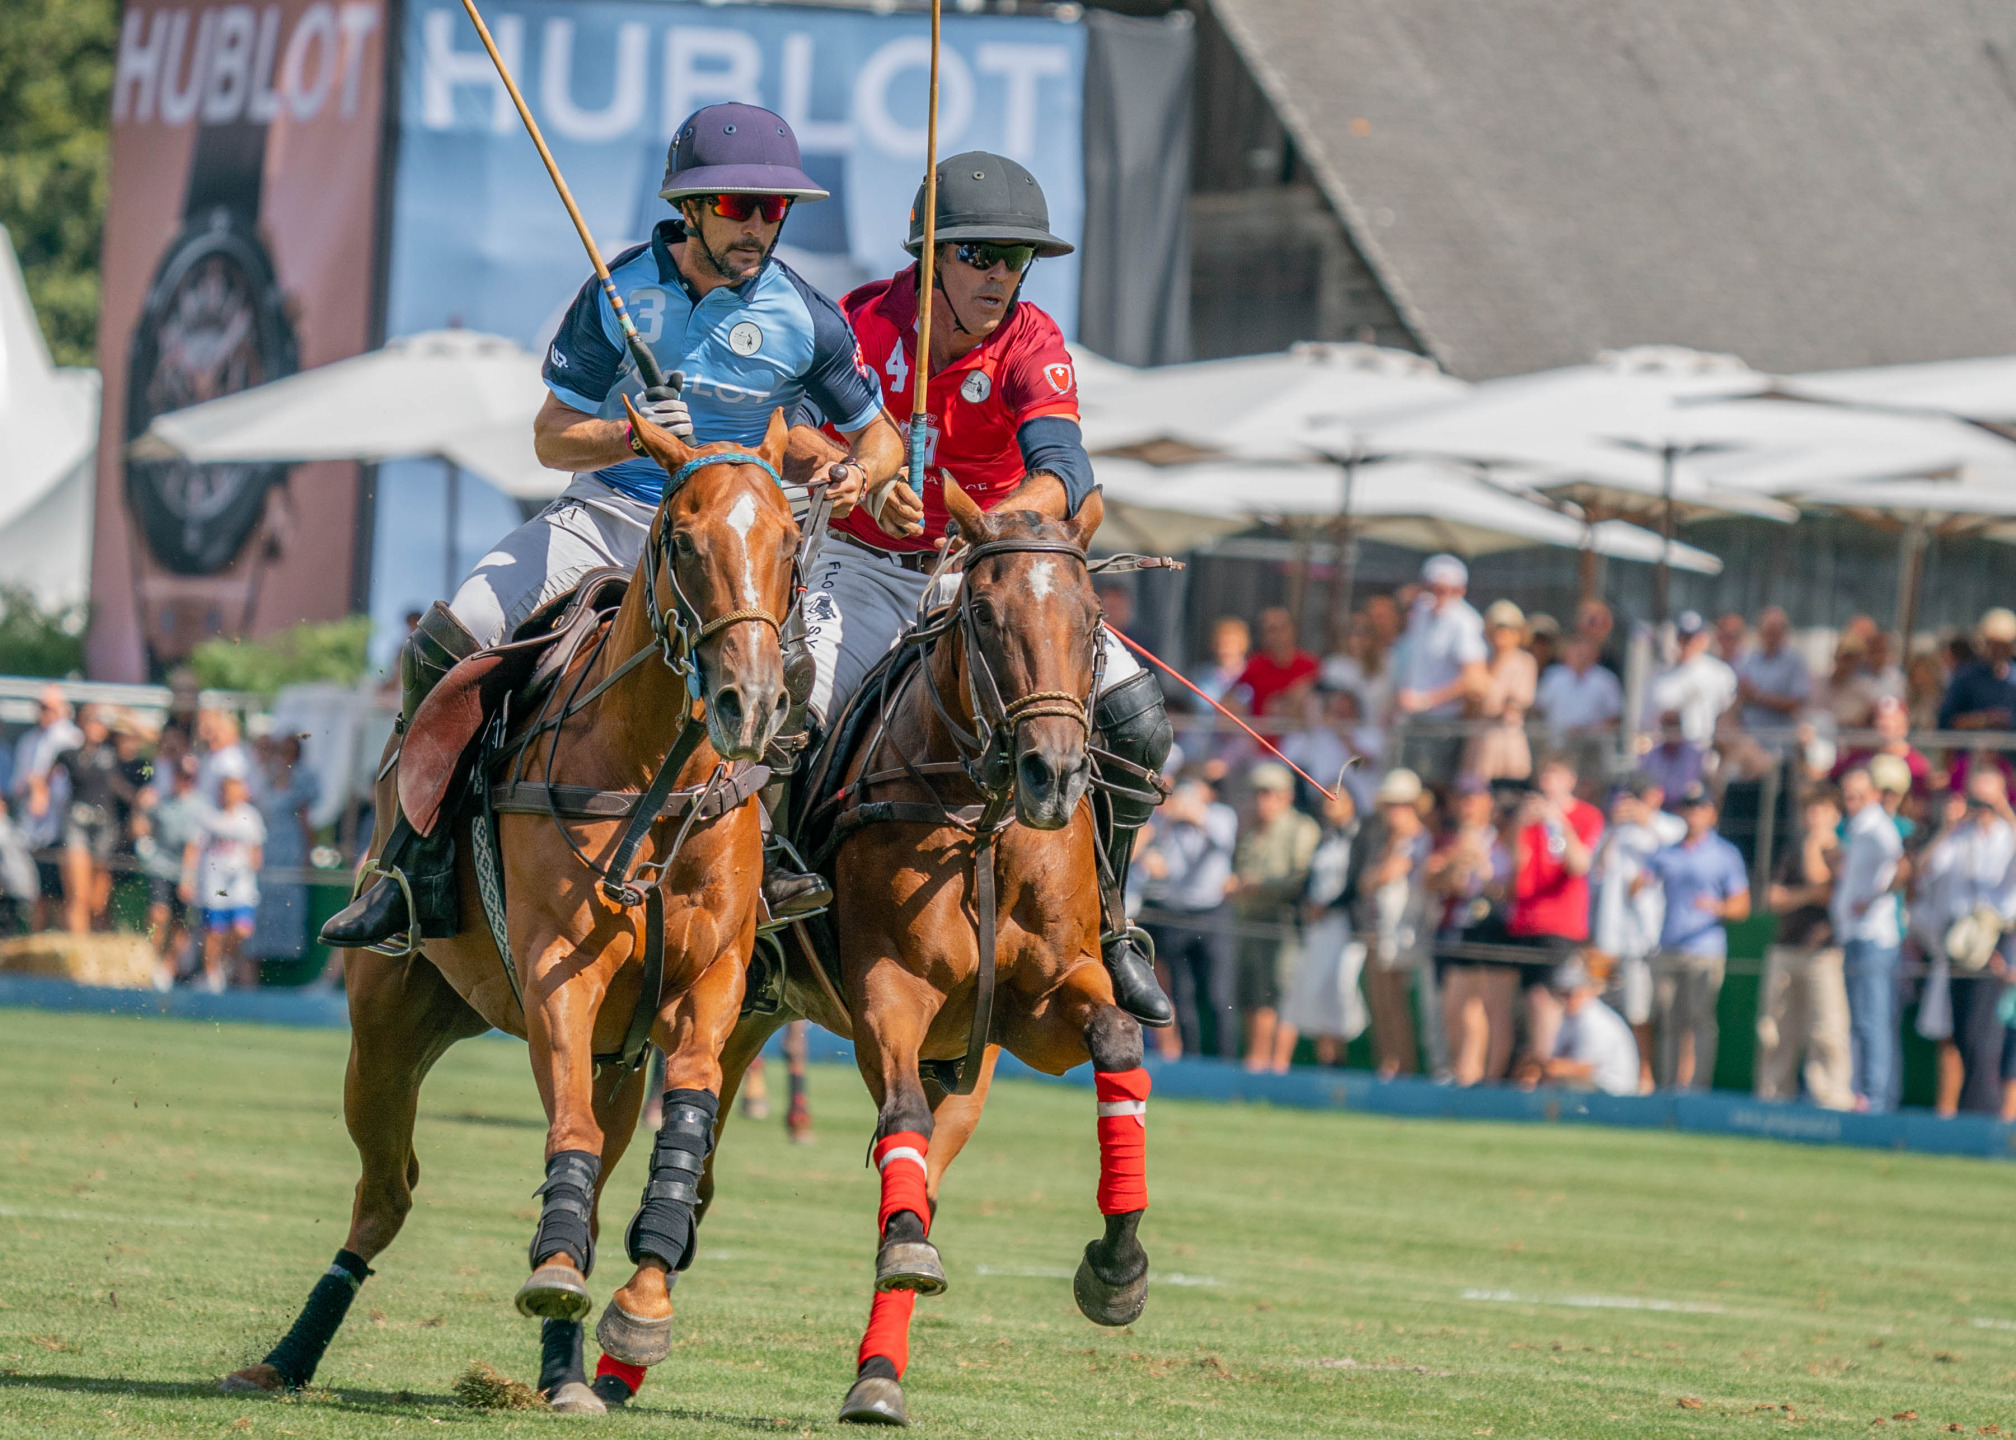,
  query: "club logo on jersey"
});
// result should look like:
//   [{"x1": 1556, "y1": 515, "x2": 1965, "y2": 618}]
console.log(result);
[
  {"x1": 1045, "y1": 362, "x2": 1074, "y2": 394},
  {"x1": 548, "y1": 345, "x2": 569, "y2": 369},
  {"x1": 853, "y1": 341, "x2": 873, "y2": 382},
  {"x1": 960, "y1": 370, "x2": 992, "y2": 404},
  {"x1": 728, "y1": 321, "x2": 764, "y2": 356}
]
